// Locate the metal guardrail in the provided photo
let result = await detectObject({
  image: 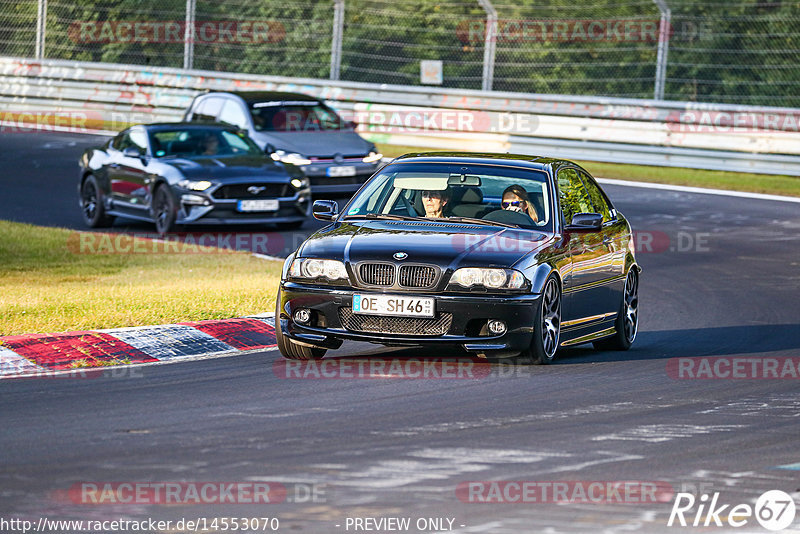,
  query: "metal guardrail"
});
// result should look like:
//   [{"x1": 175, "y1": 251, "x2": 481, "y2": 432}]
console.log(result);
[{"x1": 2, "y1": 57, "x2": 800, "y2": 176}]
